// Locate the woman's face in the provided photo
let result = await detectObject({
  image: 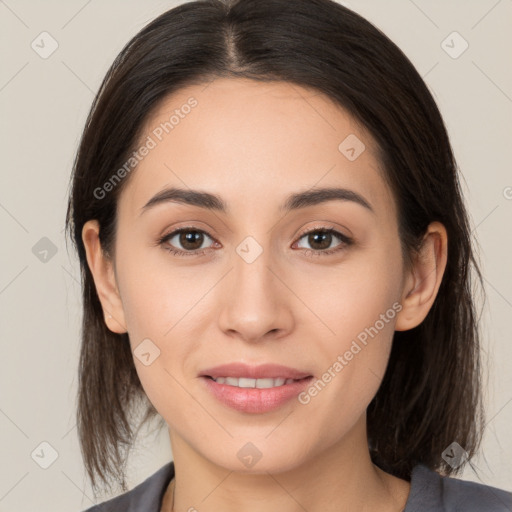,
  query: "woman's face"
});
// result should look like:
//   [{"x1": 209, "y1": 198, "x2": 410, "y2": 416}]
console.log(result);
[{"x1": 93, "y1": 78, "x2": 413, "y2": 472}]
